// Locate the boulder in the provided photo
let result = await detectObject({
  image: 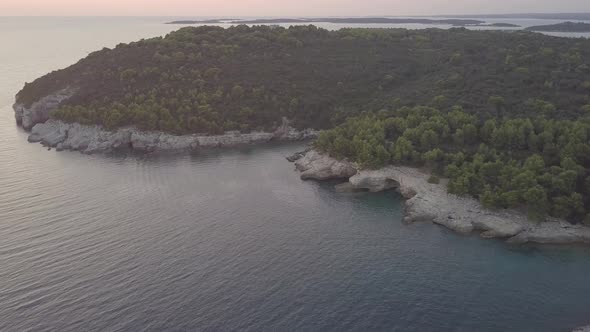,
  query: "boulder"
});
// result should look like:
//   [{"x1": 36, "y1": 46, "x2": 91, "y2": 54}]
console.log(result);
[
  {"x1": 403, "y1": 197, "x2": 438, "y2": 223},
  {"x1": 349, "y1": 171, "x2": 399, "y2": 192},
  {"x1": 472, "y1": 215, "x2": 525, "y2": 239},
  {"x1": 28, "y1": 120, "x2": 69, "y2": 146},
  {"x1": 294, "y1": 150, "x2": 357, "y2": 180},
  {"x1": 286, "y1": 148, "x2": 311, "y2": 162},
  {"x1": 286, "y1": 152, "x2": 304, "y2": 162},
  {"x1": 433, "y1": 216, "x2": 475, "y2": 234},
  {"x1": 61, "y1": 123, "x2": 99, "y2": 151}
]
